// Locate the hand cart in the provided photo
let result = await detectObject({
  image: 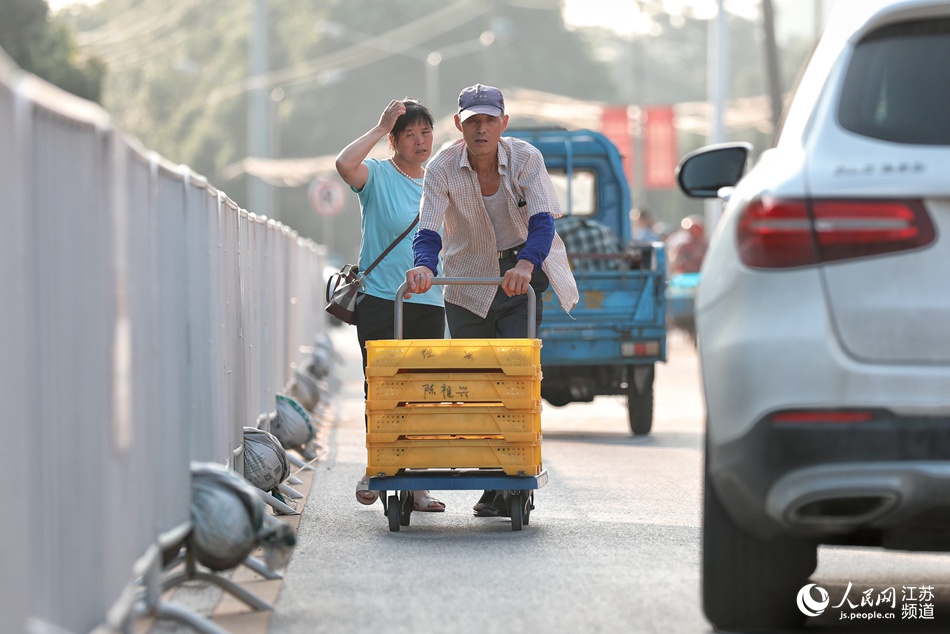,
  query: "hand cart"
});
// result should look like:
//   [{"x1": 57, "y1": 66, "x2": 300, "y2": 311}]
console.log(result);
[{"x1": 358, "y1": 277, "x2": 548, "y2": 532}]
